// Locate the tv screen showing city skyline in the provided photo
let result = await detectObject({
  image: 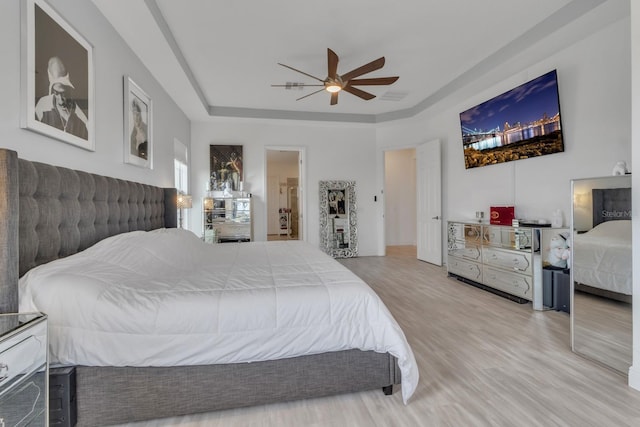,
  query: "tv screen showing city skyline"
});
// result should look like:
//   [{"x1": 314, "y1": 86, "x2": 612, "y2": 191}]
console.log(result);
[{"x1": 459, "y1": 70, "x2": 564, "y2": 169}]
